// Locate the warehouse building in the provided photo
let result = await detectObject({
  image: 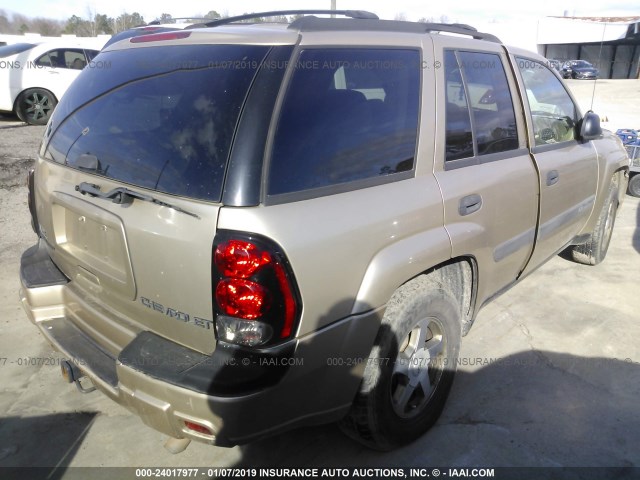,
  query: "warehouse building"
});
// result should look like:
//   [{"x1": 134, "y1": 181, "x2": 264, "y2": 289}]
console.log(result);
[{"x1": 537, "y1": 16, "x2": 640, "y2": 79}]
